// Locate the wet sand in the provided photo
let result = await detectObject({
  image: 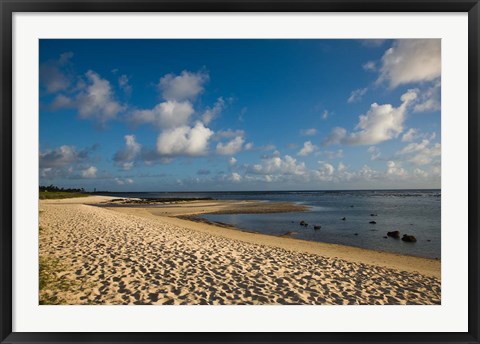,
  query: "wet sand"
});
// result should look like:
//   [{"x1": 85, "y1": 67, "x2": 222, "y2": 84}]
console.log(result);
[{"x1": 39, "y1": 196, "x2": 441, "y2": 305}]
